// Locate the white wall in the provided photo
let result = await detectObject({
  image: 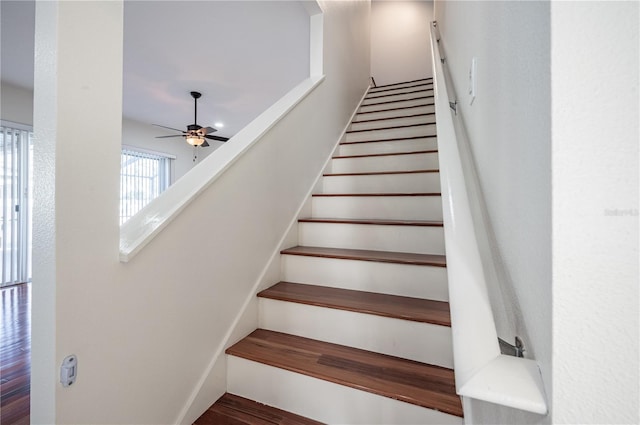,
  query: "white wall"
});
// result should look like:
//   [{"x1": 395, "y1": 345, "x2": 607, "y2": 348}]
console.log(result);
[
  {"x1": 551, "y1": 2, "x2": 638, "y2": 424},
  {"x1": 370, "y1": 0, "x2": 433, "y2": 86},
  {"x1": 0, "y1": 82, "x2": 33, "y2": 126},
  {"x1": 31, "y1": 1, "x2": 371, "y2": 424},
  {"x1": 434, "y1": 1, "x2": 551, "y2": 423}
]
